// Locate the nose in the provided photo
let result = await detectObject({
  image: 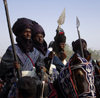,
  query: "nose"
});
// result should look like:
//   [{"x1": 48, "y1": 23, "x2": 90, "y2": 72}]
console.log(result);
[
  {"x1": 27, "y1": 32, "x2": 31, "y2": 37},
  {"x1": 23, "y1": 28, "x2": 32, "y2": 39},
  {"x1": 39, "y1": 37, "x2": 42, "y2": 41},
  {"x1": 27, "y1": 32, "x2": 31, "y2": 39}
]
